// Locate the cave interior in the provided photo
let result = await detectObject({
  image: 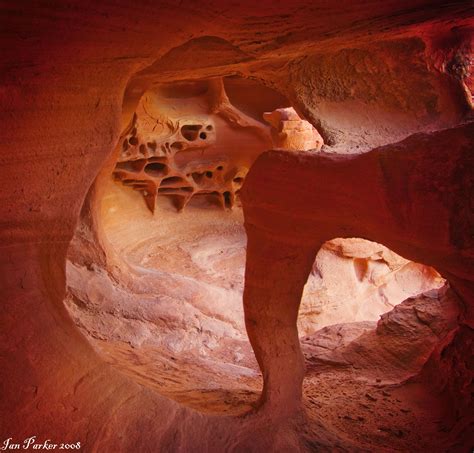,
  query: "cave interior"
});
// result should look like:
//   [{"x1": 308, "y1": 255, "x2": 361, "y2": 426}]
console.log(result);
[{"x1": 1, "y1": 1, "x2": 473, "y2": 452}]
